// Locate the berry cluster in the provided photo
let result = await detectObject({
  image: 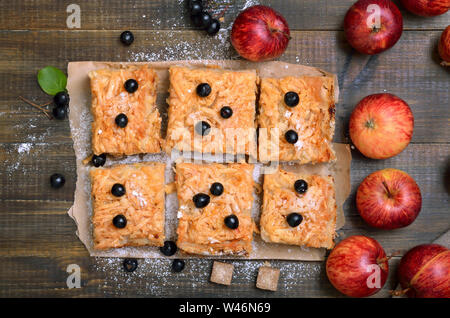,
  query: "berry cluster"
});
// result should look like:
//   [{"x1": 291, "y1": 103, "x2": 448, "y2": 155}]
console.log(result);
[{"x1": 189, "y1": 1, "x2": 220, "y2": 35}]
